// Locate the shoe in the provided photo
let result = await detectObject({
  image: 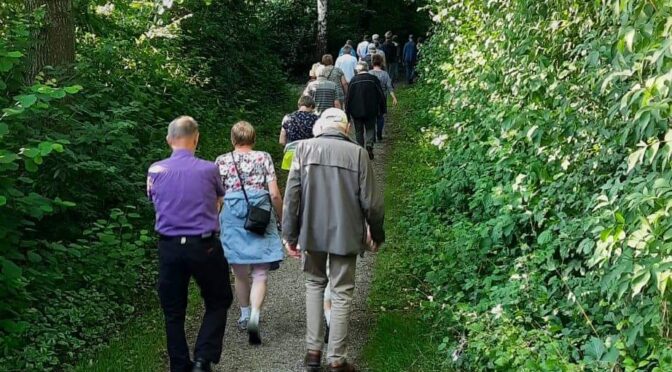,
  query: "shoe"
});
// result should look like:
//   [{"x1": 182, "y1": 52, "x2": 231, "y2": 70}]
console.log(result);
[
  {"x1": 305, "y1": 350, "x2": 322, "y2": 372},
  {"x1": 247, "y1": 313, "x2": 261, "y2": 345},
  {"x1": 328, "y1": 361, "x2": 356, "y2": 372},
  {"x1": 192, "y1": 358, "x2": 212, "y2": 372},
  {"x1": 366, "y1": 146, "x2": 374, "y2": 160},
  {"x1": 237, "y1": 317, "x2": 248, "y2": 331}
]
